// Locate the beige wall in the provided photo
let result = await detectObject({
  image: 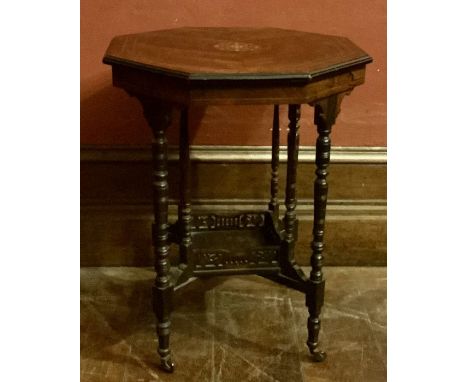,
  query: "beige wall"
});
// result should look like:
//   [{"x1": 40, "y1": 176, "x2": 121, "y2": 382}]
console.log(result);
[{"x1": 81, "y1": 0, "x2": 386, "y2": 147}]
